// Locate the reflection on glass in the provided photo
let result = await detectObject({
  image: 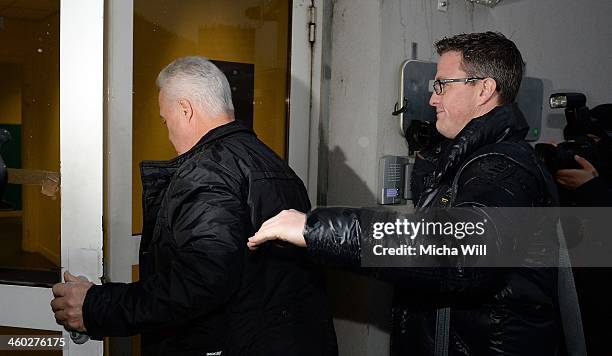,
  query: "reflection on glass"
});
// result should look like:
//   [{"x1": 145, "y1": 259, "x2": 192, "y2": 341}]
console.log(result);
[
  {"x1": 133, "y1": 0, "x2": 290, "y2": 234},
  {"x1": 0, "y1": 1, "x2": 61, "y2": 286}
]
